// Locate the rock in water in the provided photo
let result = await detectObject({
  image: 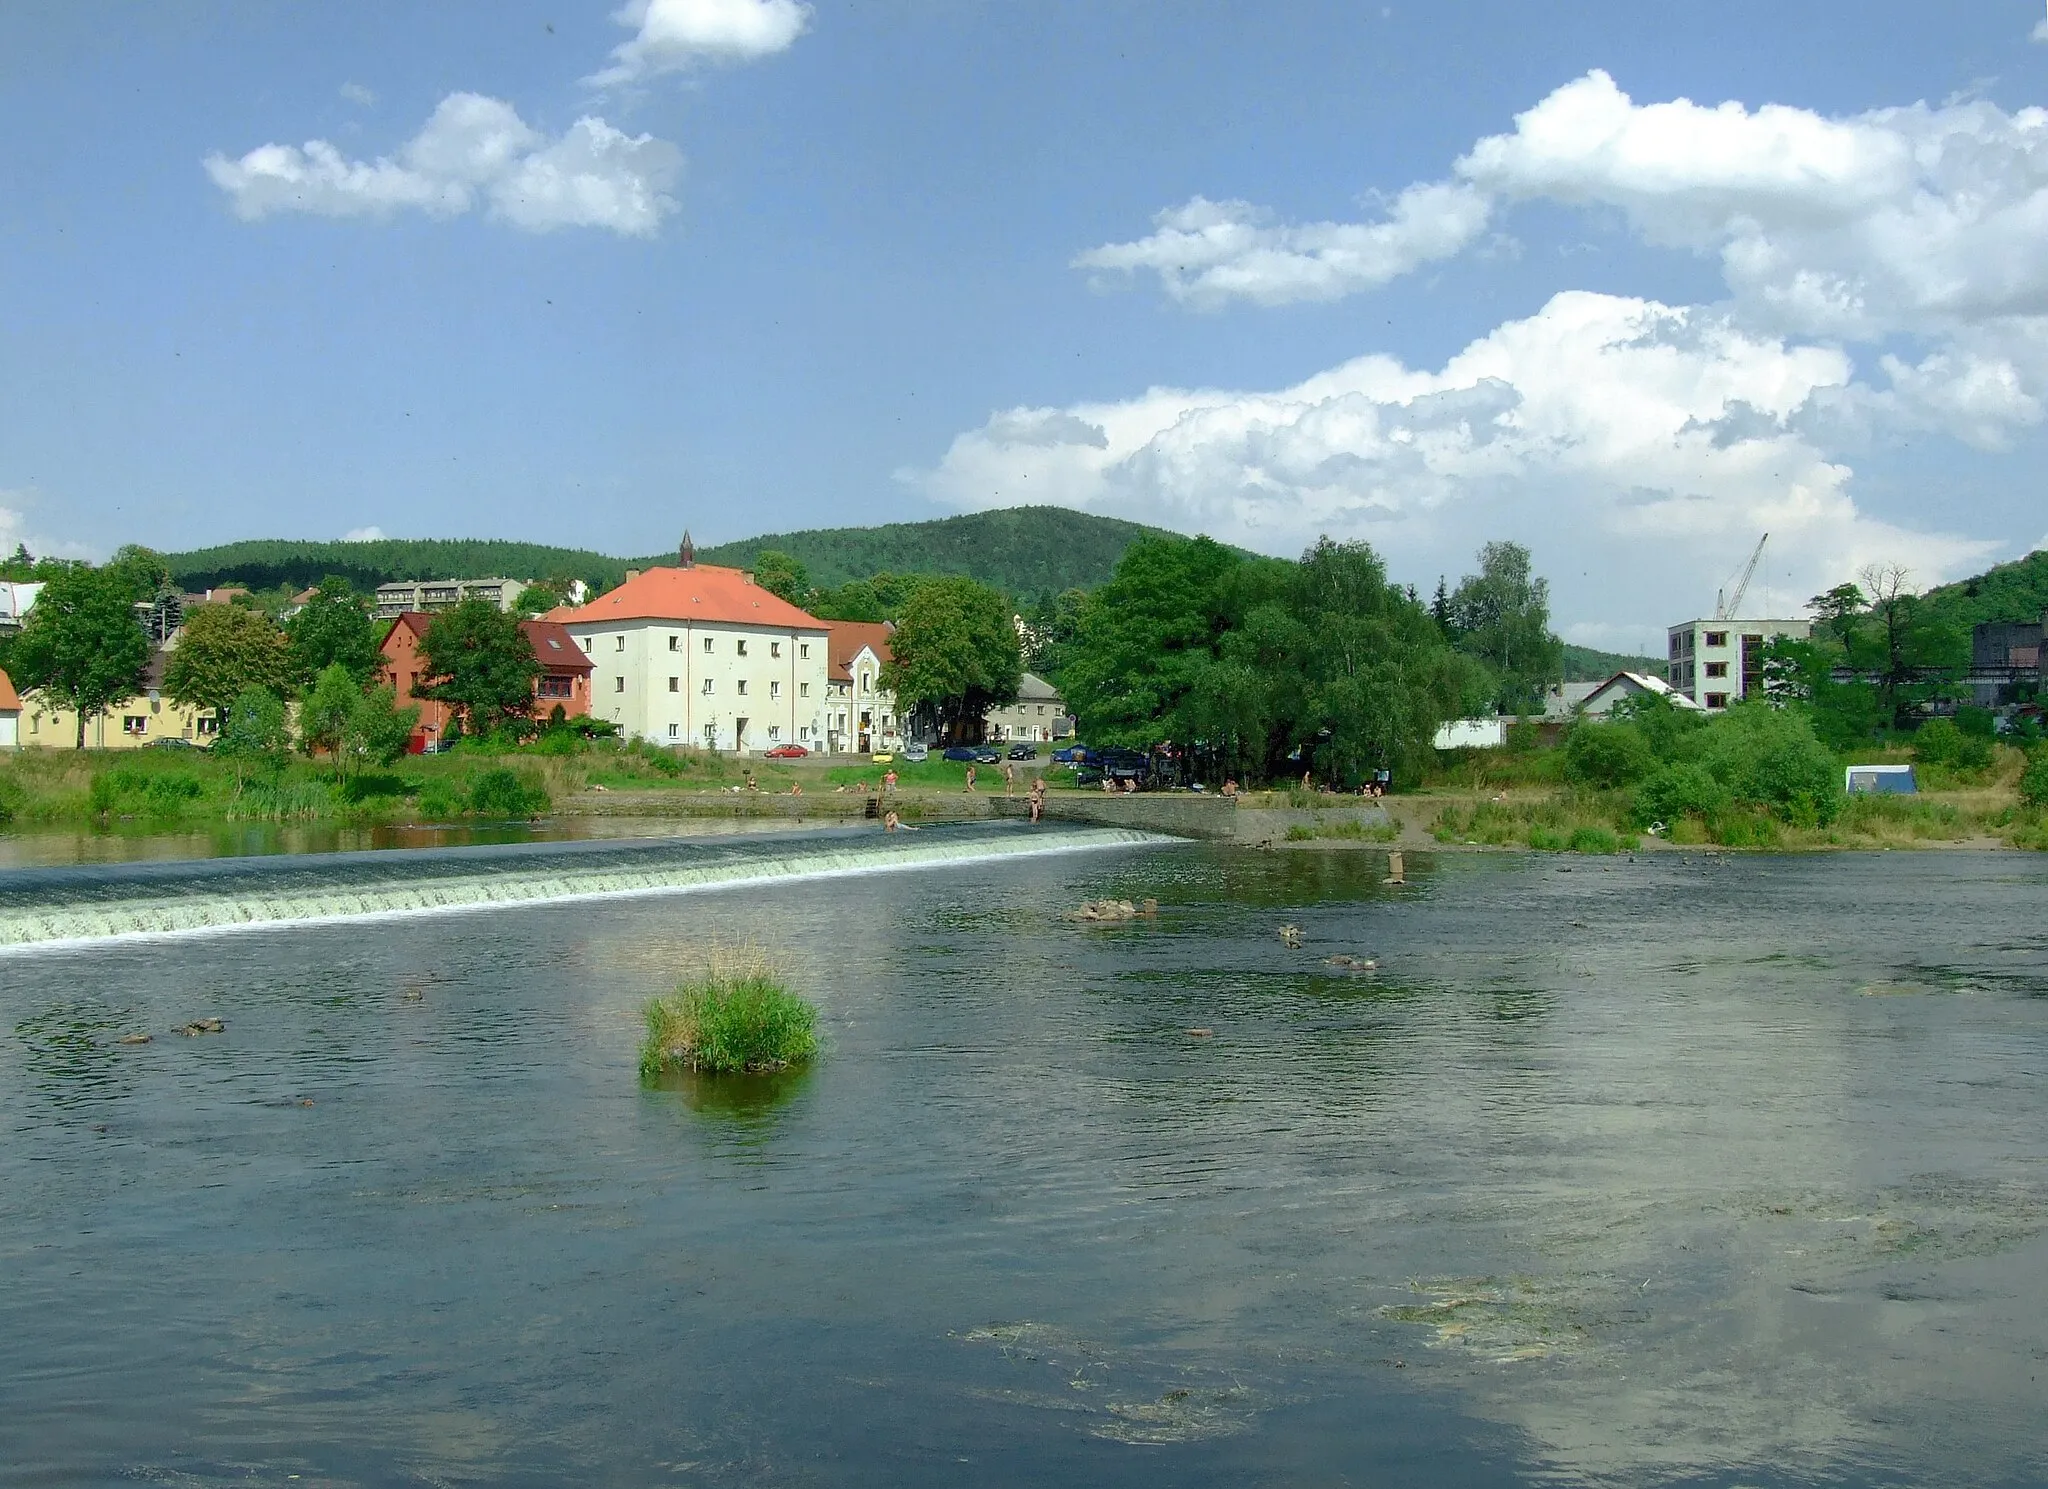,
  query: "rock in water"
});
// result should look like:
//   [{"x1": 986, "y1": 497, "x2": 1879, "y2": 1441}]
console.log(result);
[{"x1": 116, "y1": 1033, "x2": 152, "y2": 1045}]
